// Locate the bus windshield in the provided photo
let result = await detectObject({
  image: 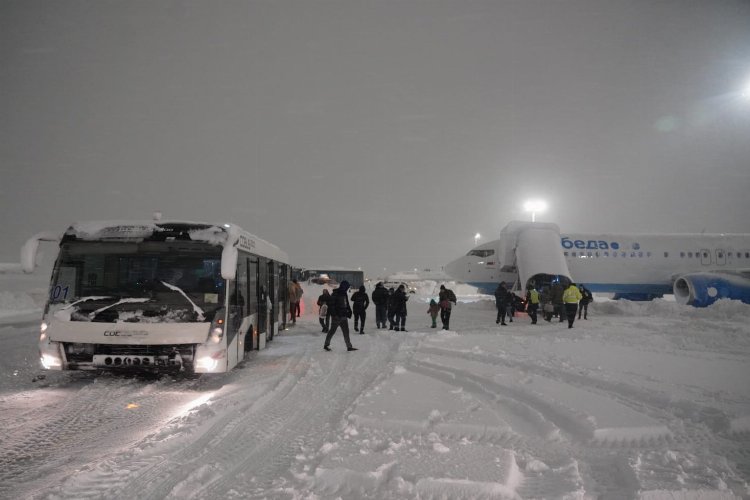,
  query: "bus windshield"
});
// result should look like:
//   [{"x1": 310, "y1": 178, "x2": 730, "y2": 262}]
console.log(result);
[{"x1": 49, "y1": 241, "x2": 225, "y2": 323}]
